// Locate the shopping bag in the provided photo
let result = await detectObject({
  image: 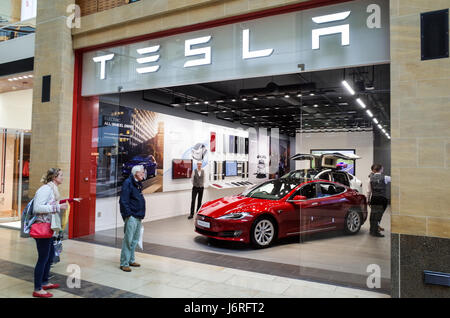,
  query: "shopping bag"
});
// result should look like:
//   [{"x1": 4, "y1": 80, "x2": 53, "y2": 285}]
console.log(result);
[
  {"x1": 61, "y1": 205, "x2": 70, "y2": 230},
  {"x1": 138, "y1": 226, "x2": 144, "y2": 250}
]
